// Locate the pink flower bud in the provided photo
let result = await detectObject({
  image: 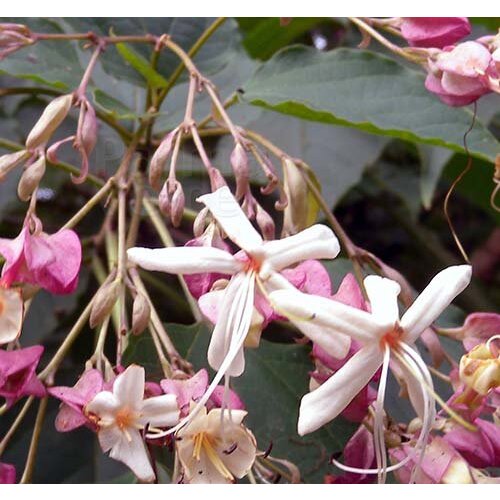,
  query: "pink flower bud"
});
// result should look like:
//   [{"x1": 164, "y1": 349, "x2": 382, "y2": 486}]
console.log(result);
[
  {"x1": 17, "y1": 154, "x2": 46, "y2": 201},
  {"x1": 400, "y1": 17, "x2": 471, "y2": 49},
  {"x1": 208, "y1": 167, "x2": 227, "y2": 191},
  {"x1": 89, "y1": 280, "x2": 120, "y2": 328},
  {"x1": 80, "y1": 103, "x2": 97, "y2": 158},
  {"x1": 425, "y1": 41, "x2": 492, "y2": 106},
  {"x1": 132, "y1": 292, "x2": 150, "y2": 336},
  {"x1": 282, "y1": 157, "x2": 309, "y2": 235},
  {"x1": 158, "y1": 181, "x2": 171, "y2": 216},
  {"x1": 0, "y1": 149, "x2": 29, "y2": 181},
  {"x1": 230, "y1": 142, "x2": 249, "y2": 200},
  {"x1": 255, "y1": 203, "x2": 275, "y2": 240},
  {"x1": 26, "y1": 94, "x2": 73, "y2": 150},
  {"x1": 149, "y1": 128, "x2": 179, "y2": 191},
  {"x1": 170, "y1": 181, "x2": 185, "y2": 228}
]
